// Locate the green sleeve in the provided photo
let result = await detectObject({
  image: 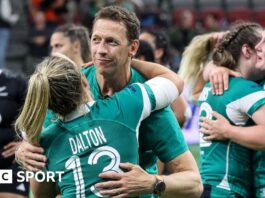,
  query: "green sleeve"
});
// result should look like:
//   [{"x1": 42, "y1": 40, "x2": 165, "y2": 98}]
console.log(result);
[{"x1": 139, "y1": 107, "x2": 188, "y2": 164}]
